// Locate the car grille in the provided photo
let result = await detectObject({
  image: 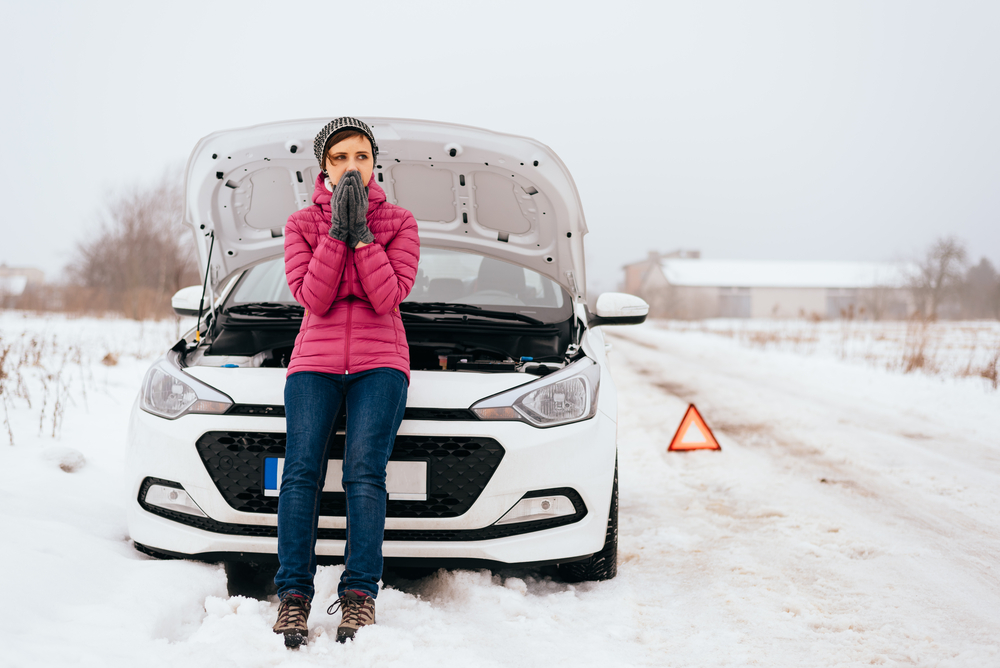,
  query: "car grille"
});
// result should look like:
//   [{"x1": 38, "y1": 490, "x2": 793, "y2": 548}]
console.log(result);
[
  {"x1": 138, "y1": 477, "x2": 586, "y2": 542},
  {"x1": 194, "y1": 431, "x2": 504, "y2": 518}
]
